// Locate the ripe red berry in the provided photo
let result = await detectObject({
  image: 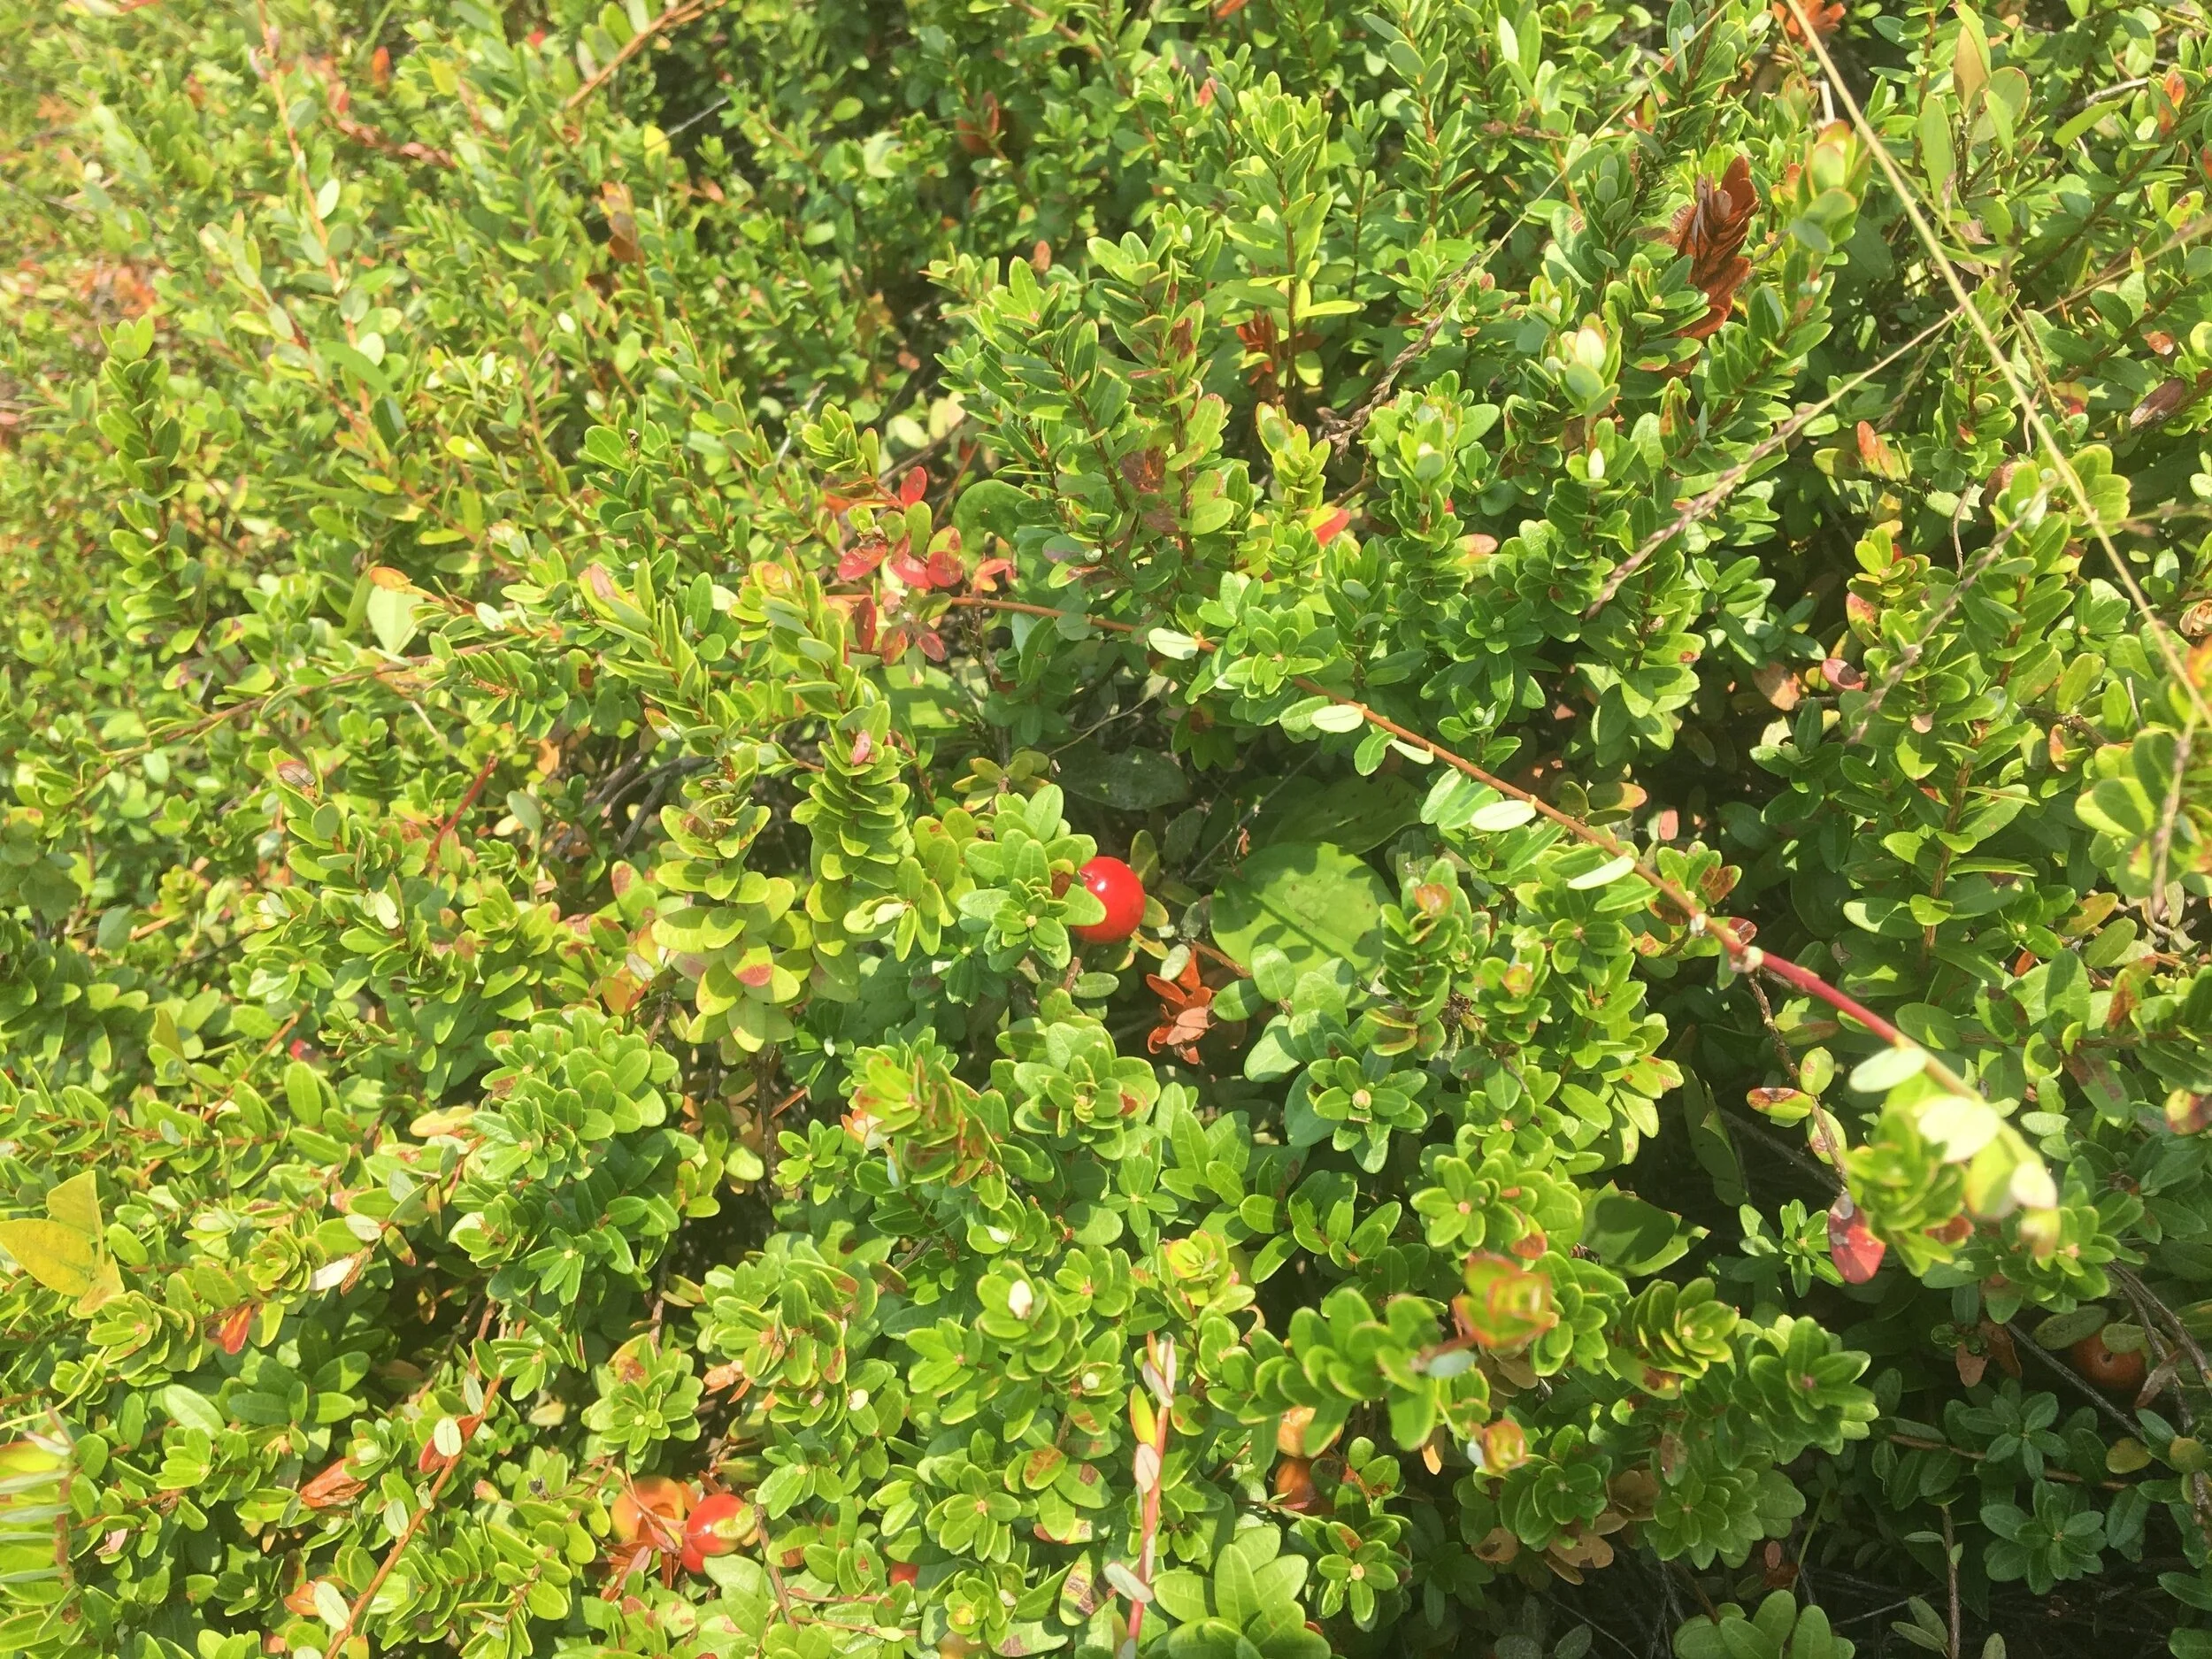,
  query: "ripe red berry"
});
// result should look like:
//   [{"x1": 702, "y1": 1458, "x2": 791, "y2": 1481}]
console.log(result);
[
  {"x1": 2071, "y1": 1331, "x2": 2147, "y2": 1393},
  {"x1": 611, "y1": 1476, "x2": 691, "y2": 1548},
  {"x1": 1072, "y1": 856, "x2": 1145, "y2": 943},
  {"x1": 684, "y1": 1492, "x2": 757, "y2": 1563}
]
